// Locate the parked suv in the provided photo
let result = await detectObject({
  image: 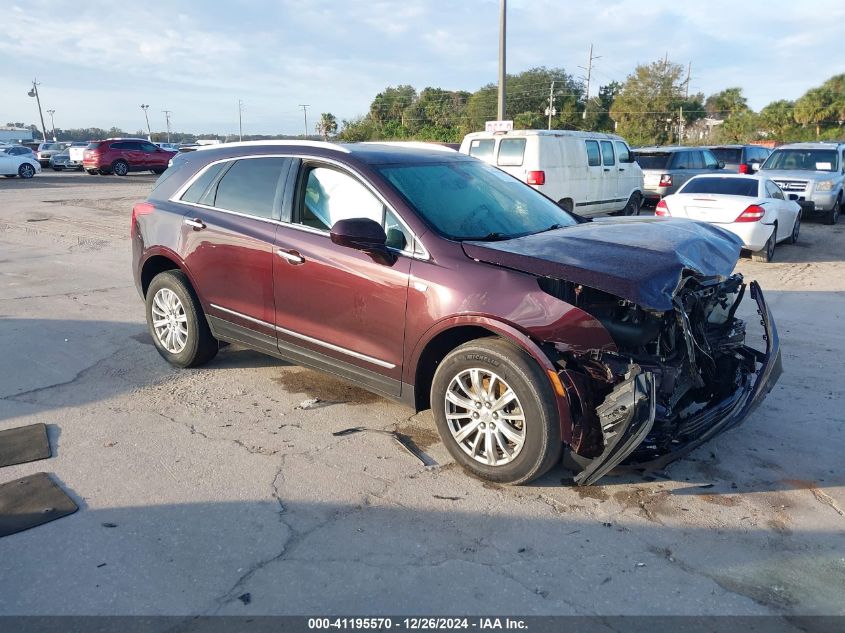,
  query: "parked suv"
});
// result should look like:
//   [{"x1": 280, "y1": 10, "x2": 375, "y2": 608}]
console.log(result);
[
  {"x1": 635, "y1": 146, "x2": 724, "y2": 204},
  {"x1": 83, "y1": 138, "x2": 175, "y2": 176},
  {"x1": 133, "y1": 142, "x2": 780, "y2": 485},
  {"x1": 460, "y1": 130, "x2": 644, "y2": 217},
  {"x1": 35, "y1": 142, "x2": 66, "y2": 166},
  {"x1": 758, "y1": 142, "x2": 845, "y2": 225},
  {"x1": 703, "y1": 144, "x2": 771, "y2": 174}
]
